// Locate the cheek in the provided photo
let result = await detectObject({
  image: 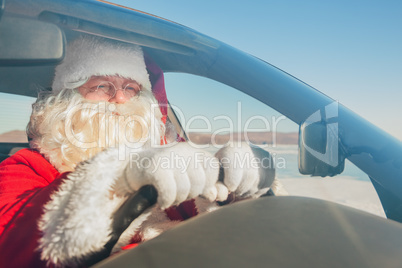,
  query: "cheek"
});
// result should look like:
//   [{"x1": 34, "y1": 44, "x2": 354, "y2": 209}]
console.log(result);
[{"x1": 77, "y1": 87, "x2": 87, "y2": 97}]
